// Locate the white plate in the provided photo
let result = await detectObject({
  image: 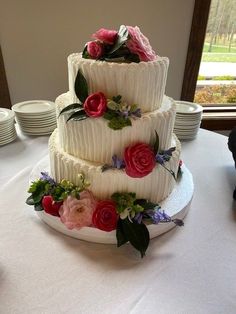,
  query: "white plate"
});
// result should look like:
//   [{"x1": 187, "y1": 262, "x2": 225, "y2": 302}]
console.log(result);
[
  {"x1": 0, "y1": 108, "x2": 15, "y2": 124},
  {"x1": 29, "y1": 156, "x2": 194, "y2": 244},
  {"x1": 12, "y1": 100, "x2": 55, "y2": 114},
  {"x1": 175, "y1": 101, "x2": 203, "y2": 115},
  {"x1": 0, "y1": 134, "x2": 17, "y2": 145}
]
